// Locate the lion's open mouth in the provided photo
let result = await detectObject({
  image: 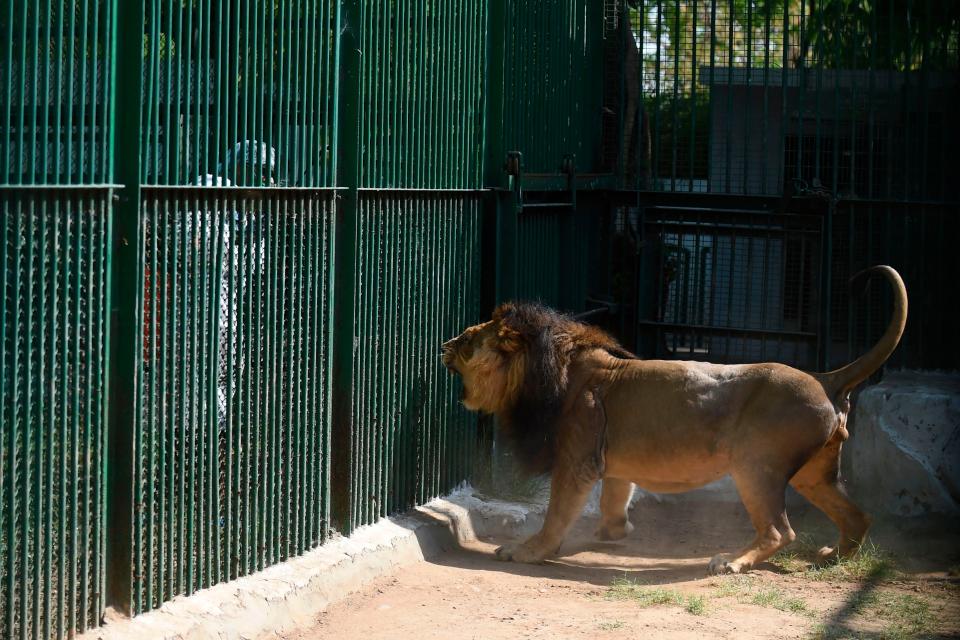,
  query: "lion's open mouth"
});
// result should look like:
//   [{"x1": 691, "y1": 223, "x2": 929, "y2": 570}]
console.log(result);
[{"x1": 440, "y1": 348, "x2": 457, "y2": 373}]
